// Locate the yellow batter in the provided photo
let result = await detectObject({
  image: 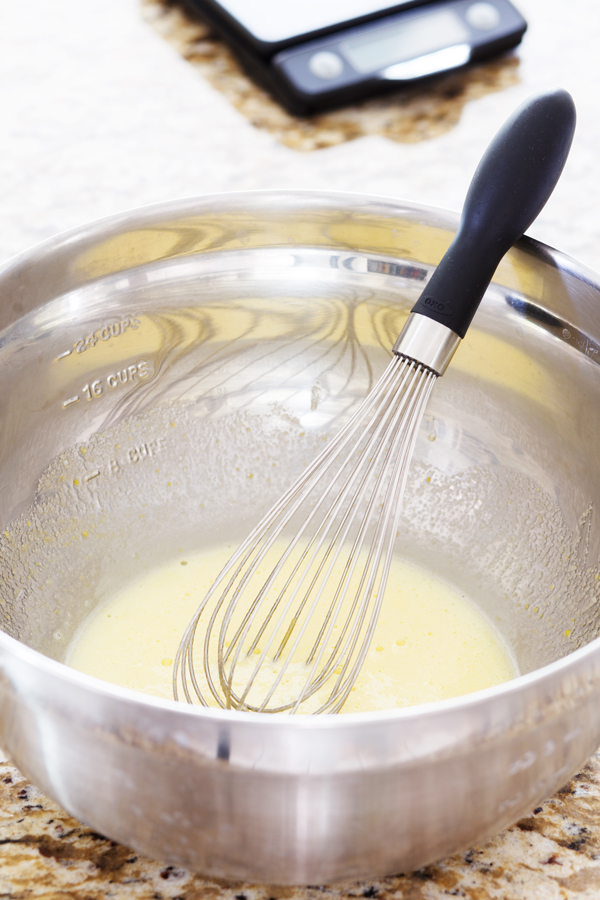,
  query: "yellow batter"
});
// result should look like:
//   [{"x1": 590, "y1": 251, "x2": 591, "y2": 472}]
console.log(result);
[{"x1": 67, "y1": 544, "x2": 516, "y2": 713}]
